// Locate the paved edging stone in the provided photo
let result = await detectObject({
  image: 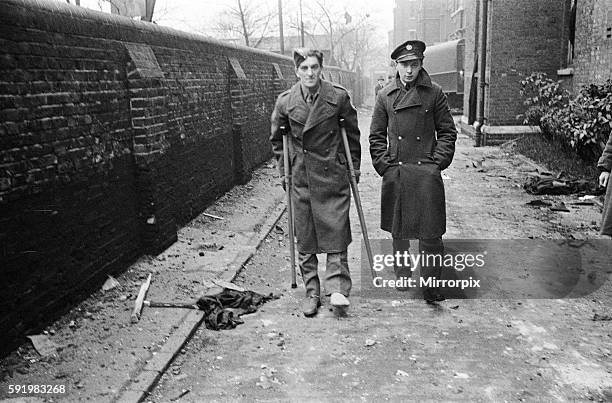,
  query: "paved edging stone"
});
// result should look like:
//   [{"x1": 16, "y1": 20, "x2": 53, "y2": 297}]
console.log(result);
[{"x1": 114, "y1": 197, "x2": 286, "y2": 403}]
